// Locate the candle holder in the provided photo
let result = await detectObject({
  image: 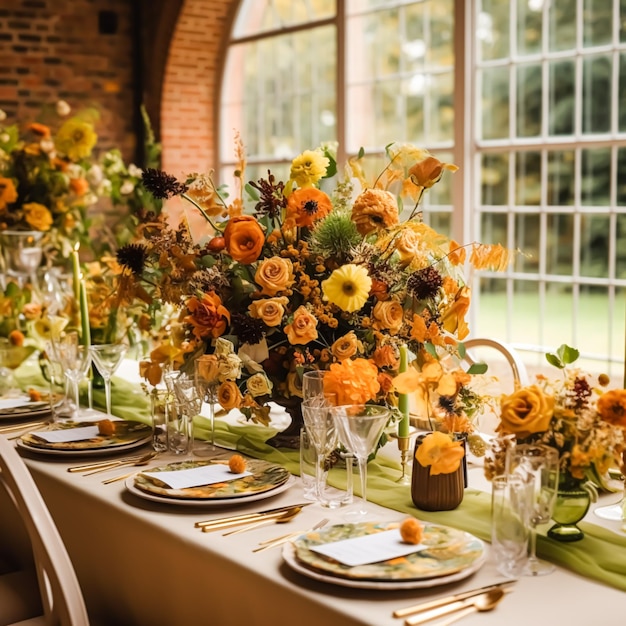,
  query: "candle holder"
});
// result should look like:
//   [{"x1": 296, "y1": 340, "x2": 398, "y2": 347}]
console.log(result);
[{"x1": 390, "y1": 428, "x2": 417, "y2": 485}]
